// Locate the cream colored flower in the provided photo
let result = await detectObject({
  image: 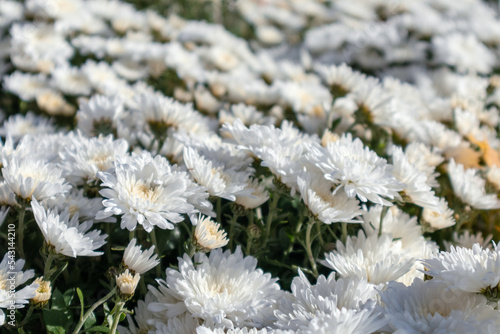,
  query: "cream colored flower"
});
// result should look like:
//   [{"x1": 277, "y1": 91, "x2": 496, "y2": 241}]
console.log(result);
[
  {"x1": 31, "y1": 277, "x2": 51, "y2": 306},
  {"x1": 193, "y1": 215, "x2": 229, "y2": 253},
  {"x1": 116, "y1": 269, "x2": 140, "y2": 298}
]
